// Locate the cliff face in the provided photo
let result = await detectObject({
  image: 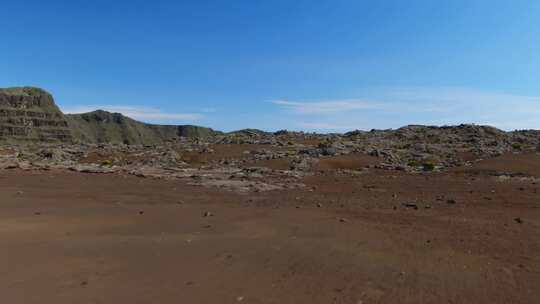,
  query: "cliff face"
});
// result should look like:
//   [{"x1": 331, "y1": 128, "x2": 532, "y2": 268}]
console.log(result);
[
  {"x1": 0, "y1": 87, "x2": 221, "y2": 145},
  {"x1": 0, "y1": 87, "x2": 73, "y2": 143}
]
